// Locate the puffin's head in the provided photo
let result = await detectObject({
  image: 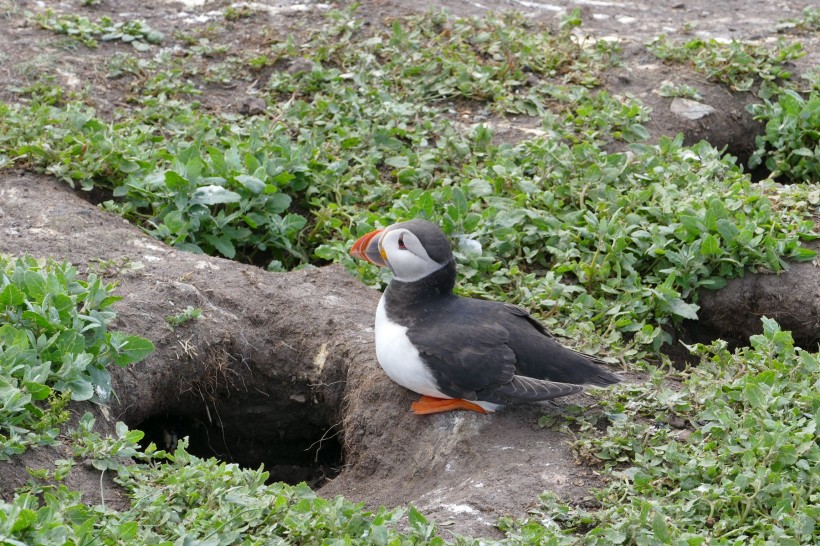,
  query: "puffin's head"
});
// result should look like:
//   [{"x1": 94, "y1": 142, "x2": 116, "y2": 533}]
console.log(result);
[{"x1": 350, "y1": 219, "x2": 453, "y2": 282}]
